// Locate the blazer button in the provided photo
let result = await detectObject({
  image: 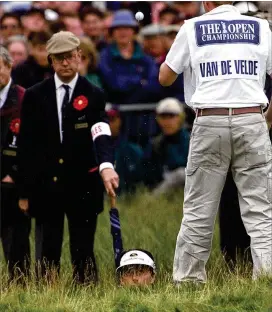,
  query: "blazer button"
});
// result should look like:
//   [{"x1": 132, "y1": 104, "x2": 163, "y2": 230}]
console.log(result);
[
  {"x1": 59, "y1": 158, "x2": 64, "y2": 164},
  {"x1": 53, "y1": 176, "x2": 58, "y2": 182}
]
